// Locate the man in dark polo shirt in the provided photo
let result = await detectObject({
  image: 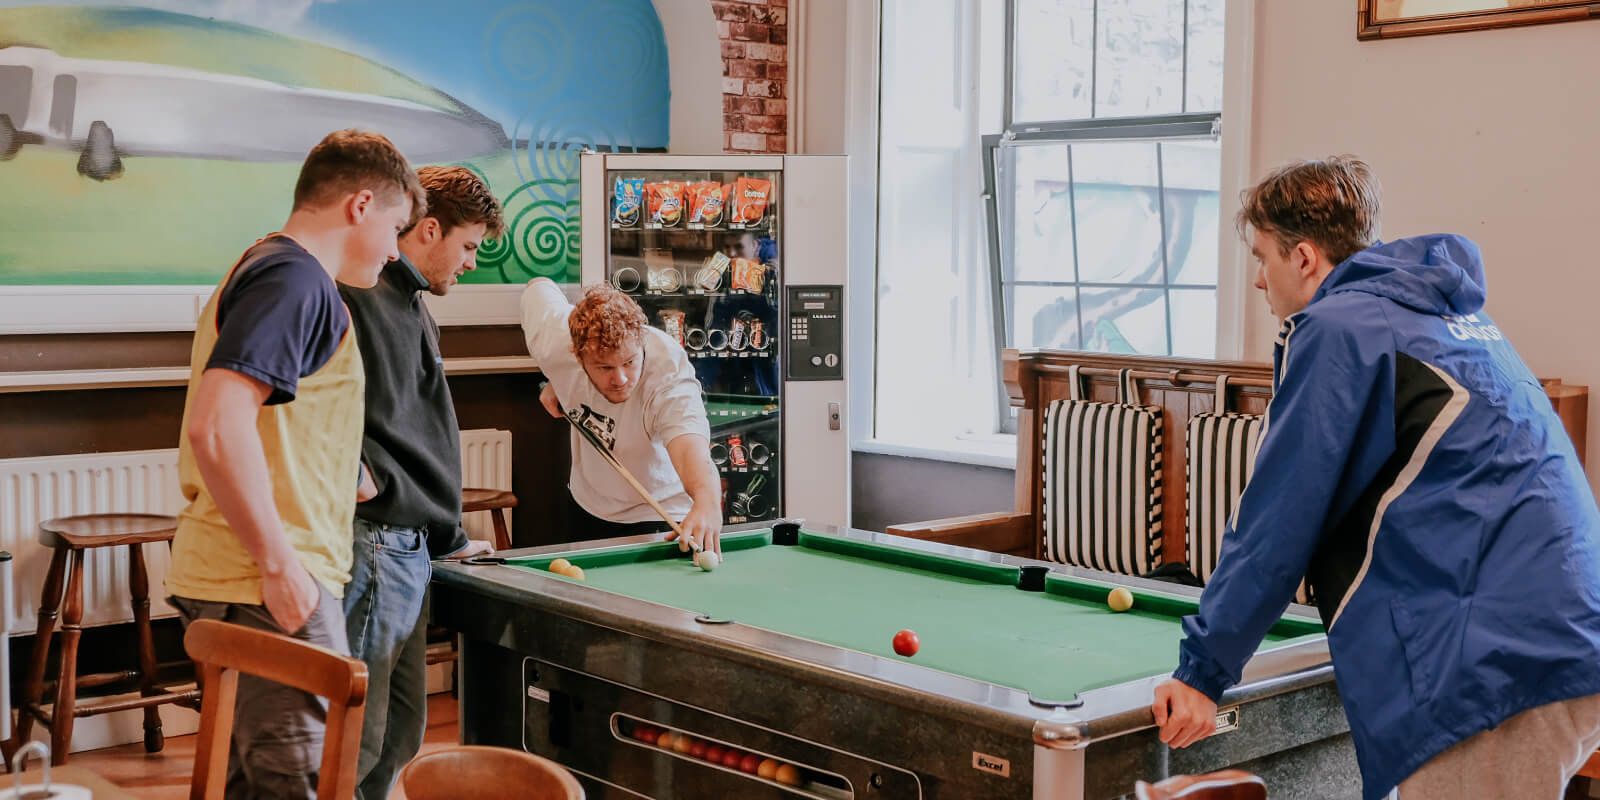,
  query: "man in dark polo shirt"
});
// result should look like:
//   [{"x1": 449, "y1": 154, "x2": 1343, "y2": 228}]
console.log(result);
[{"x1": 338, "y1": 165, "x2": 505, "y2": 799}]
